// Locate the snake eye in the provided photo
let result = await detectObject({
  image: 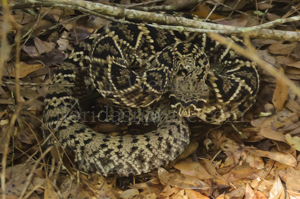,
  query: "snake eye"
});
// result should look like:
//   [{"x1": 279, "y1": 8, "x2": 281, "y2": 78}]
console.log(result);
[{"x1": 178, "y1": 69, "x2": 188, "y2": 76}]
